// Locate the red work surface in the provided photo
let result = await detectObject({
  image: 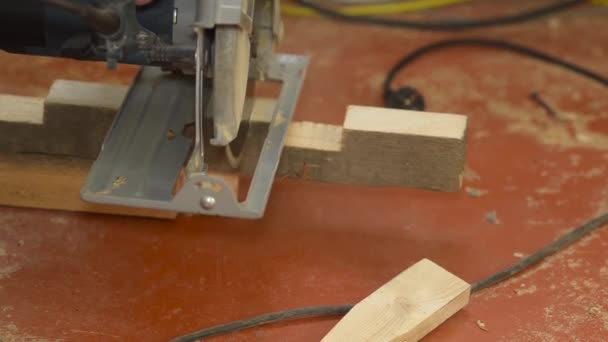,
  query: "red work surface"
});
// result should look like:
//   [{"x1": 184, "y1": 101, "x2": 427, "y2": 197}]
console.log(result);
[{"x1": 1, "y1": 3, "x2": 608, "y2": 342}]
